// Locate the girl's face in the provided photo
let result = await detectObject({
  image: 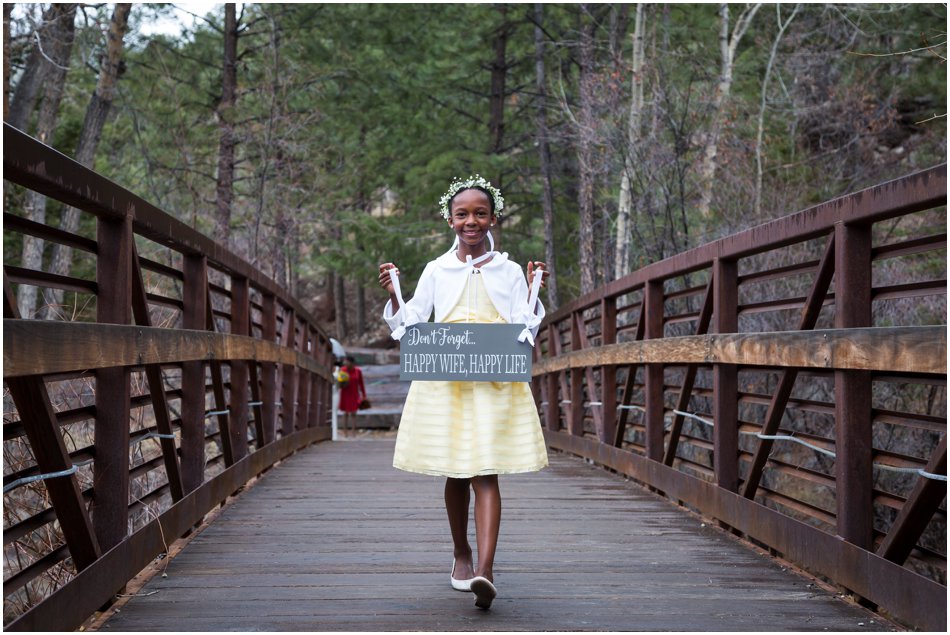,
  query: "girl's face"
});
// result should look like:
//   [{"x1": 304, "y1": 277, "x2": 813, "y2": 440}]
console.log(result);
[{"x1": 448, "y1": 188, "x2": 496, "y2": 250}]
